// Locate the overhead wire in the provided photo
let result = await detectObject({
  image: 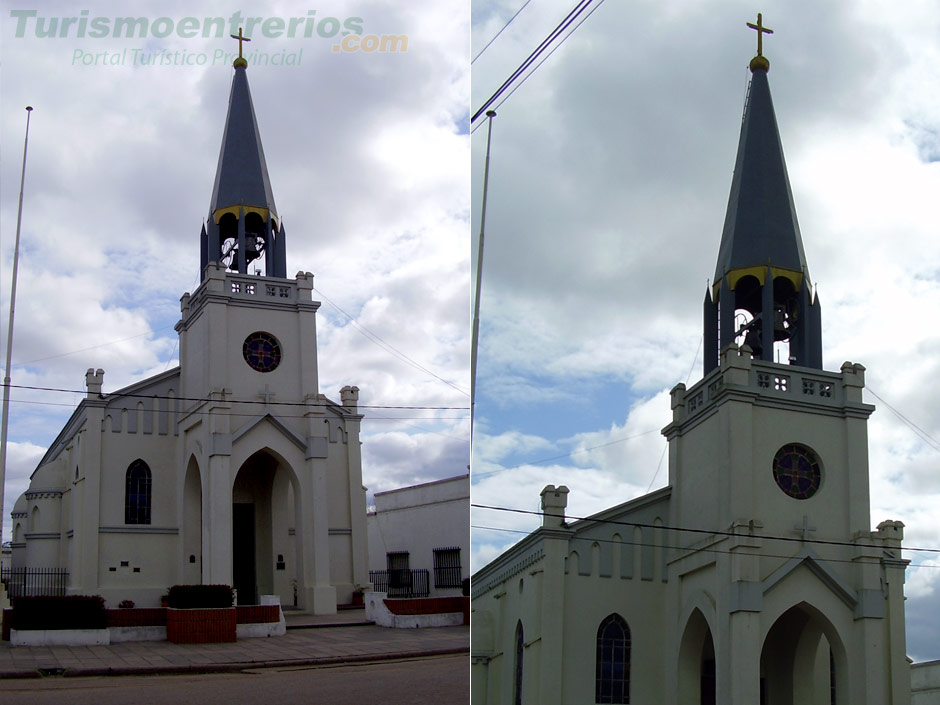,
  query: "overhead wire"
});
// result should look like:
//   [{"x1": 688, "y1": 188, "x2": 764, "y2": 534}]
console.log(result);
[
  {"x1": 472, "y1": 0, "x2": 534, "y2": 64},
  {"x1": 3, "y1": 383, "x2": 468, "y2": 412},
  {"x1": 469, "y1": 524, "x2": 940, "y2": 571},
  {"x1": 866, "y1": 386, "x2": 940, "y2": 453},
  {"x1": 470, "y1": 504, "x2": 940, "y2": 556},
  {"x1": 471, "y1": 427, "x2": 661, "y2": 479},
  {"x1": 471, "y1": 0, "x2": 608, "y2": 137},
  {"x1": 314, "y1": 287, "x2": 469, "y2": 398},
  {"x1": 471, "y1": 0, "x2": 602, "y2": 125}
]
